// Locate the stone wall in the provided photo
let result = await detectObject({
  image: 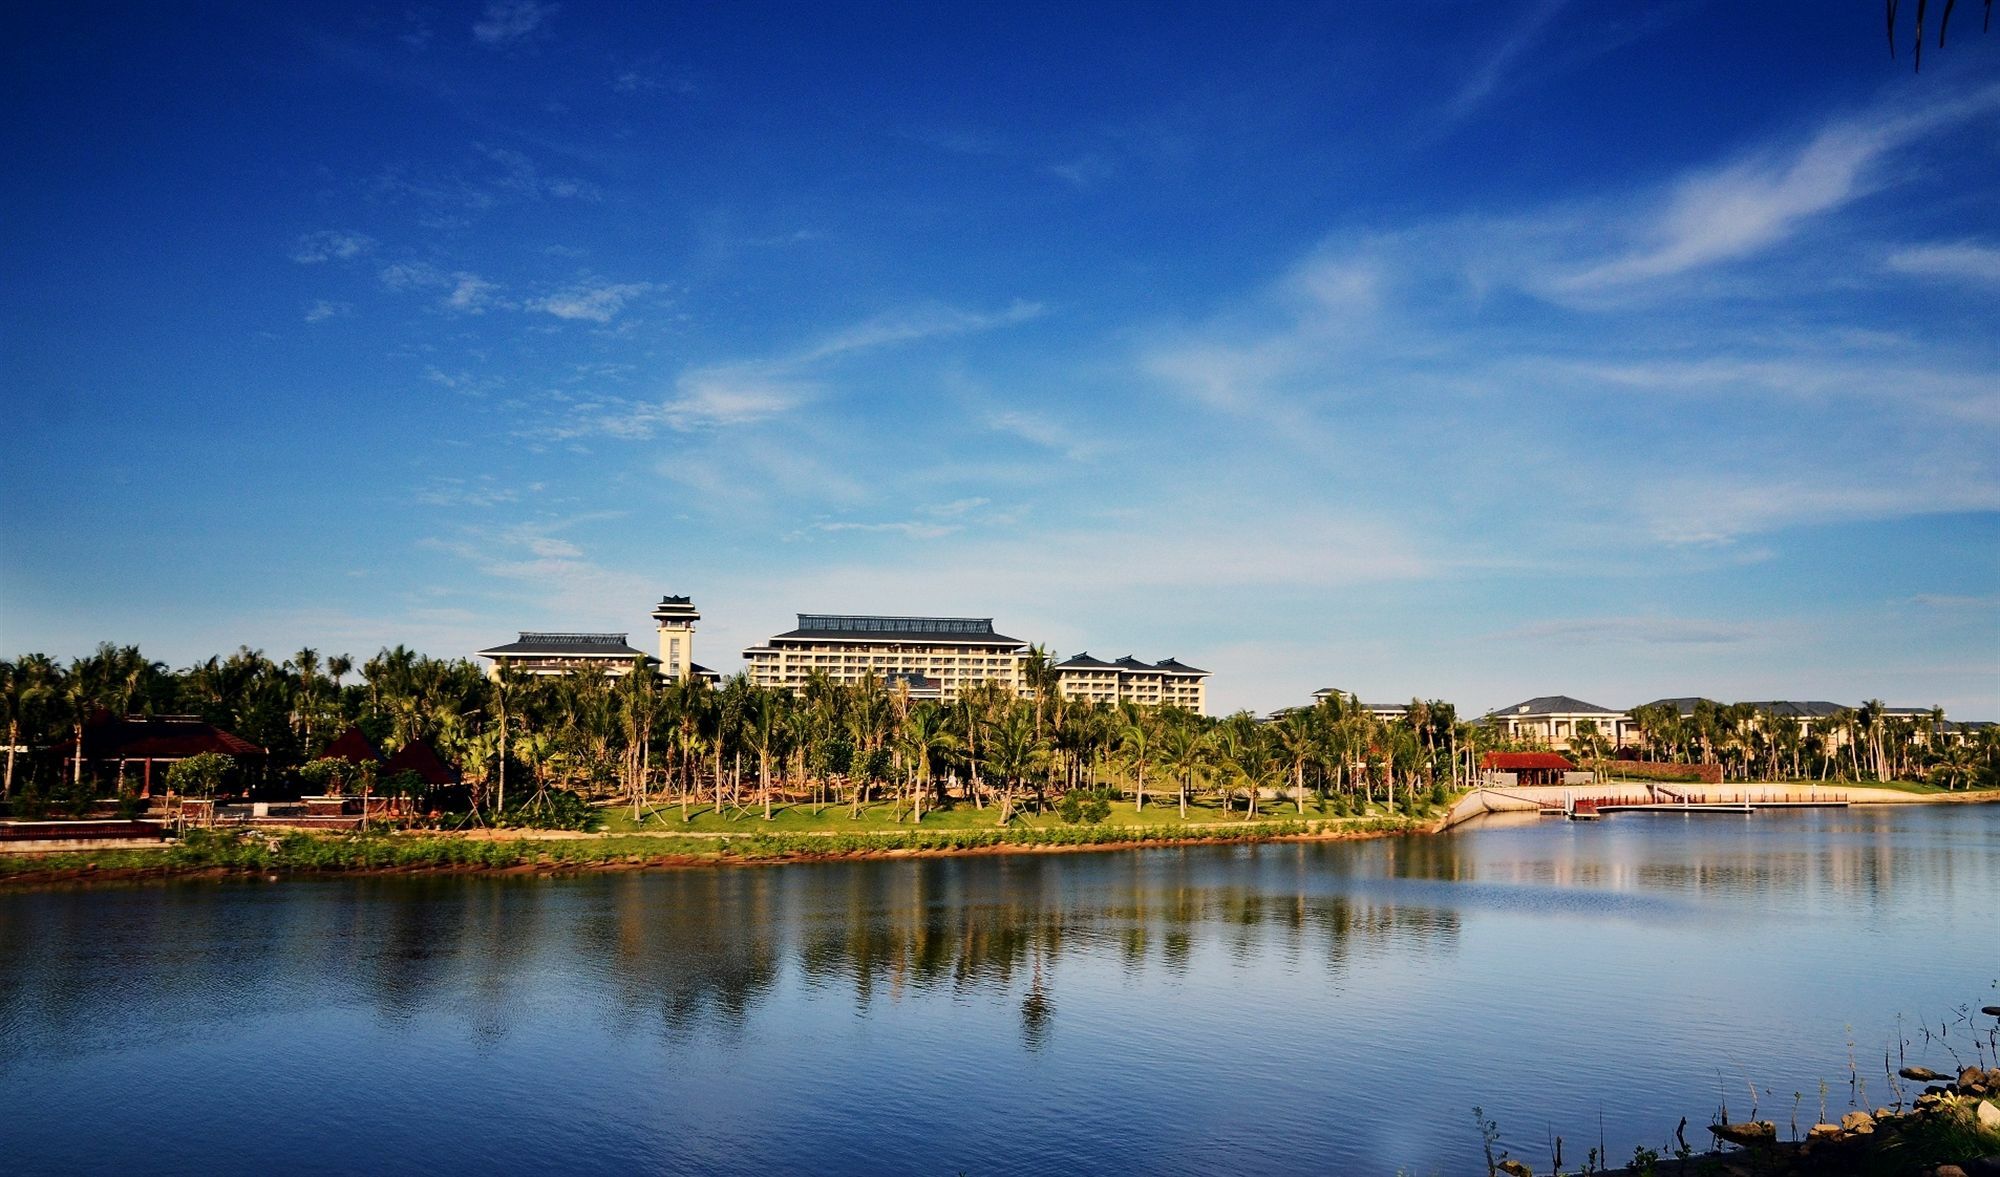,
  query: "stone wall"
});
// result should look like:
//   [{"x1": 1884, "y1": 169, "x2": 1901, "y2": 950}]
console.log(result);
[{"x1": 1595, "y1": 759, "x2": 1723, "y2": 784}]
